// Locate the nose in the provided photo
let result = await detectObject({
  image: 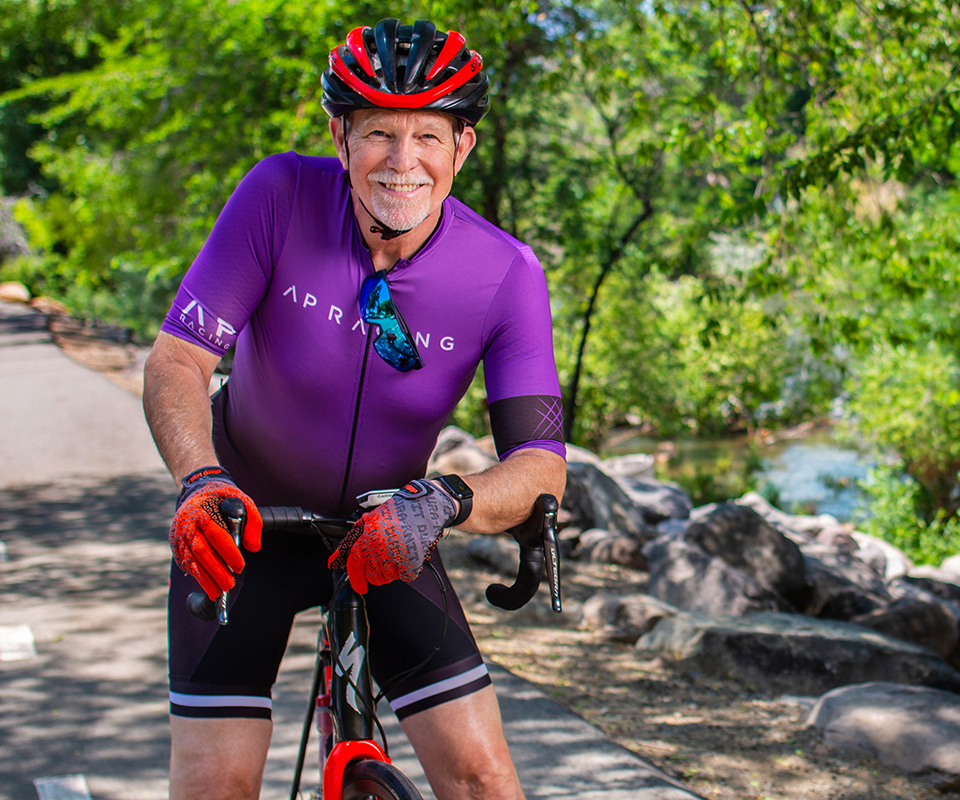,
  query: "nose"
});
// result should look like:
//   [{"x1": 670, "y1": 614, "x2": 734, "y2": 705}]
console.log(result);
[{"x1": 385, "y1": 134, "x2": 418, "y2": 172}]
